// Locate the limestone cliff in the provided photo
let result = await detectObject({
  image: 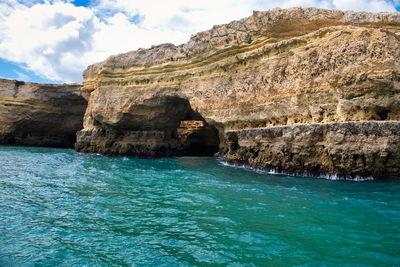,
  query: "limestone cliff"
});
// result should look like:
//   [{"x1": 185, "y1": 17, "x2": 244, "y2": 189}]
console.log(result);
[
  {"x1": 224, "y1": 122, "x2": 400, "y2": 179},
  {"x1": 0, "y1": 79, "x2": 87, "y2": 147},
  {"x1": 77, "y1": 7, "x2": 400, "y2": 178}
]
